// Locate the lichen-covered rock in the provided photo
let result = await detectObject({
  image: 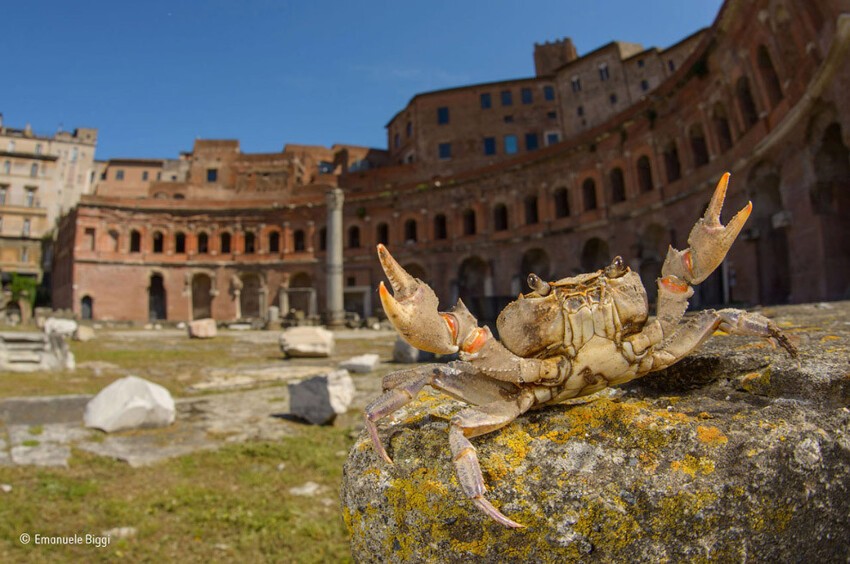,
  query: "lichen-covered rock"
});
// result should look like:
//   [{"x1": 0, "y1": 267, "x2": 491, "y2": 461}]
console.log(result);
[{"x1": 342, "y1": 302, "x2": 850, "y2": 562}]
